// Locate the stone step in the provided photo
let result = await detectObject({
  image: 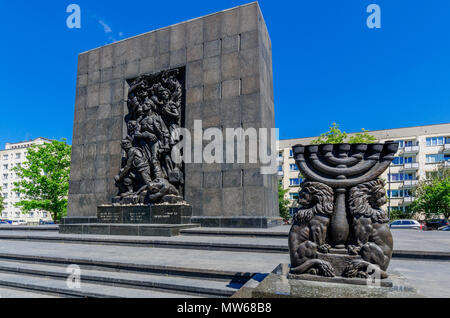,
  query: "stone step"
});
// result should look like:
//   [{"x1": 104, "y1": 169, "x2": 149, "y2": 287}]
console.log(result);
[
  {"x1": 180, "y1": 228, "x2": 289, "y2": 238},
  {"x1": 0, "y1": 259, "x2": 239, "y2": 297},
  {"x1": 0, "y1": 252, "x2": 255, "y2": 283},
  {"x1": 0, "y1": 286, "x2": 60, "y2": 298},
  {"x1": 0, "y1": 232, "x2": 288, "y2": 253},
  {"x1": 0, "y1": 225, "x2": 58, "y2": 232},
  {"x1": 59, "y1": 223, "x2": 200, "y2": 237},
  {"x1": 0, "y1": 271, "x2": 198, "y2": 298}
]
